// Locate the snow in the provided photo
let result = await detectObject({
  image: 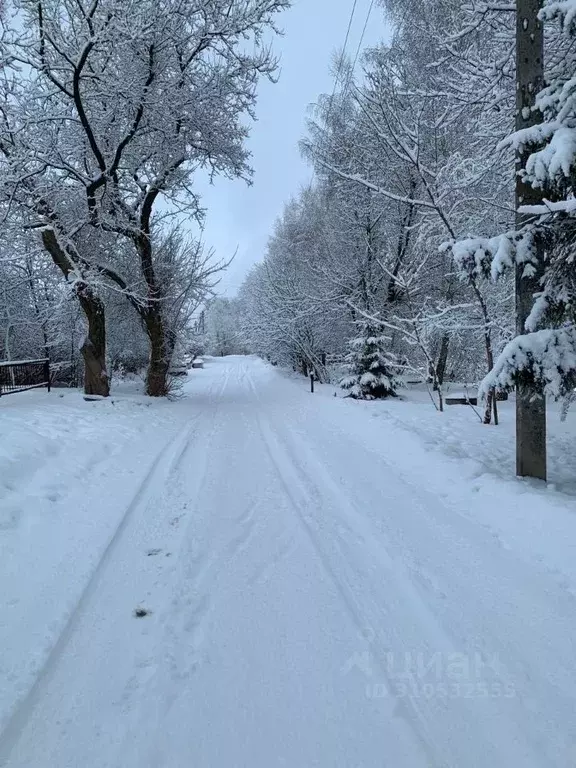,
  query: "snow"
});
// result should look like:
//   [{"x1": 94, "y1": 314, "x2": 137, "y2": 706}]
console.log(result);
[
  {"x1": 0, "y1": 384, "x2": 190, "y2": 743},
  {"x1": 0, "y1": 359, "x2": 48, "y2": 368},
  {"x1": 446, "y1": 230, "x2": 537, "y2": 283},
  {"x1": 2, "y1": 356, "x2": 576, "y2": 766},
  {"x1": 520, "y1": 197, "x2": 576, "y2": 215},
  {"x1": 498, "y1": 120, "x2": 559, "y2": 156},
  {"x1": 481, "y1": 326, "x2": 576, "y2": 398},
  {"x1": 541, "y1": 0, "x2": 576, "y2": 30},
  {"x1": 526, "y1": 125, "x2": 576, "y2": 184}
]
